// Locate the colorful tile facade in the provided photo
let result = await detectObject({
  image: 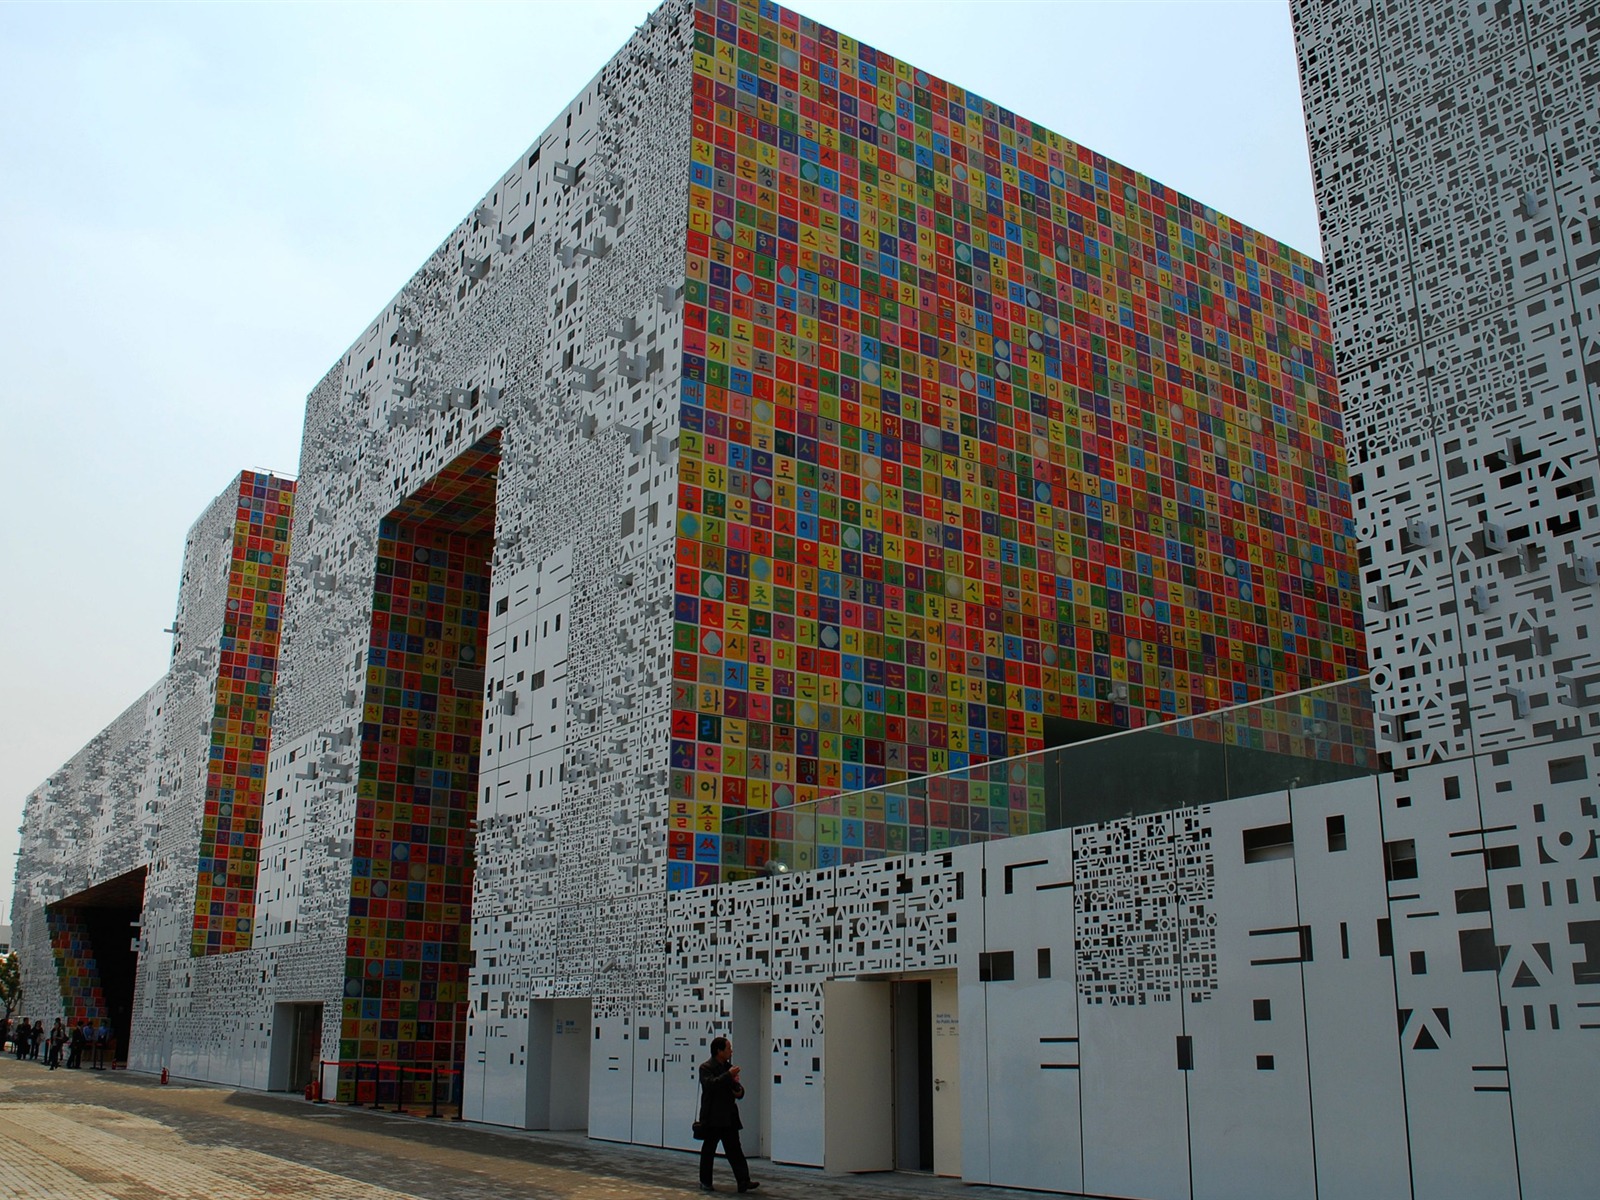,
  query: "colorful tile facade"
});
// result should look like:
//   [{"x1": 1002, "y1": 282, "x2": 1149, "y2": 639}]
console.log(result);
[
  {"x1": 341, "y1": 437, "x2": 498, "y2": 1088},
  {"x1": 46, "y1": 908, "x2": 107, "y2": 1024},
  {"x1": 192, "y1": 471, "x2": 296, "y2": 953},
  {"x1": 669, "y1": 0, "x2": 1364, "y2": 887}
]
